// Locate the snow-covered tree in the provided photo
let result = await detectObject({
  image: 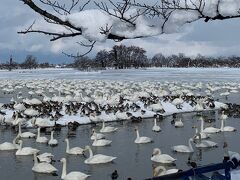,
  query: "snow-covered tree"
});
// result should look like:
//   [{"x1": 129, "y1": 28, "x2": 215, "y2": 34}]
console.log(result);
[{"x1": 19, "y1": 0, "x2": 240, "y2": 56}]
